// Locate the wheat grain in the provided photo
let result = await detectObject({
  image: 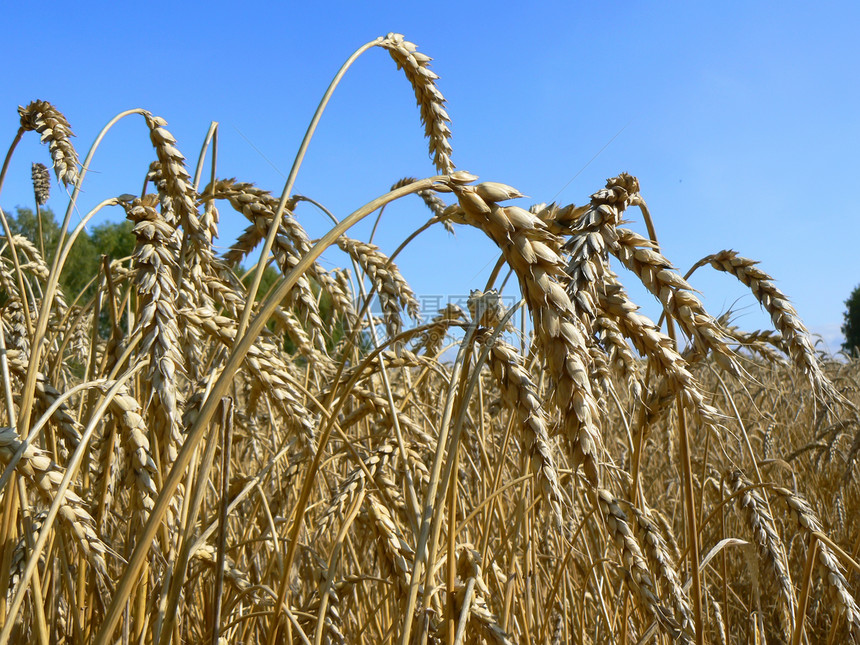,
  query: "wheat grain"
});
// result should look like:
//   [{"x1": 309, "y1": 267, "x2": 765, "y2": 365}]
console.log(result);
[
  {"x1": 31, "y1": 163, "x2": 50, "y2": 206},
  {"x1": 379, "y1": 34, "x2": 453, "y2": 175},
  {"x1": 0, "y1": 426, "x2": 108, "y2": 576},
  {"x1": 450, "y1": 178, "x2": 603, "y2": 486},
  {"x1": 18, "y1": 100, "x2": 79, "y2": 187},
  {"x1": 696, "y1": 250, "x2": 839, "y2": 401},
  {"x1": 773, "y1": 485, "x2": 860, "y2": 639}
]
